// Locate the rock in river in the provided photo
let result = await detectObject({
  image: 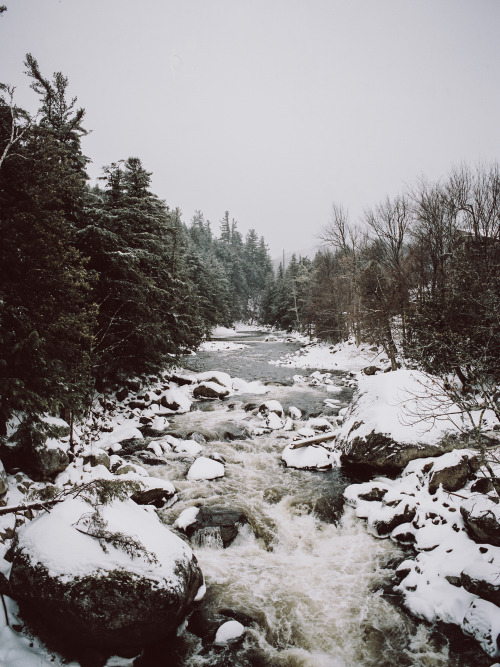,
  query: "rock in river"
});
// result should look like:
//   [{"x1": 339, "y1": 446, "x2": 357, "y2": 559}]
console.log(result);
[{"x1": 8, "y1": 497, "x2": 203, "y2": 653}]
